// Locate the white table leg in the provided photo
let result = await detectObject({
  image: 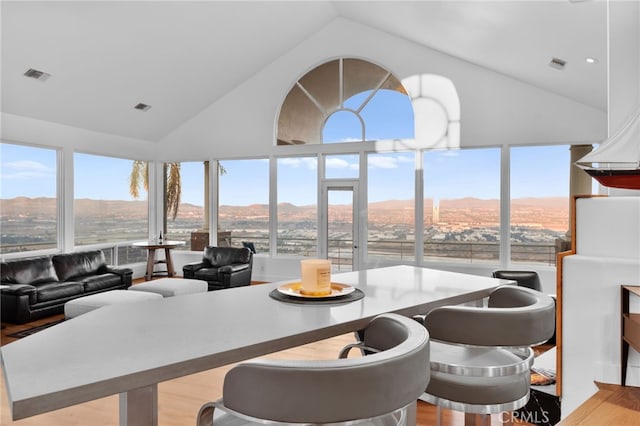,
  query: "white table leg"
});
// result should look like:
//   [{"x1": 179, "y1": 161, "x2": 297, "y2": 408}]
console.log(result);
[
  {"x1": 407, "y1": 400, "x2": 417, "y2": 426},
  {"x1": 119, "y1": 384, "x2": 158, "y2": 426}
]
